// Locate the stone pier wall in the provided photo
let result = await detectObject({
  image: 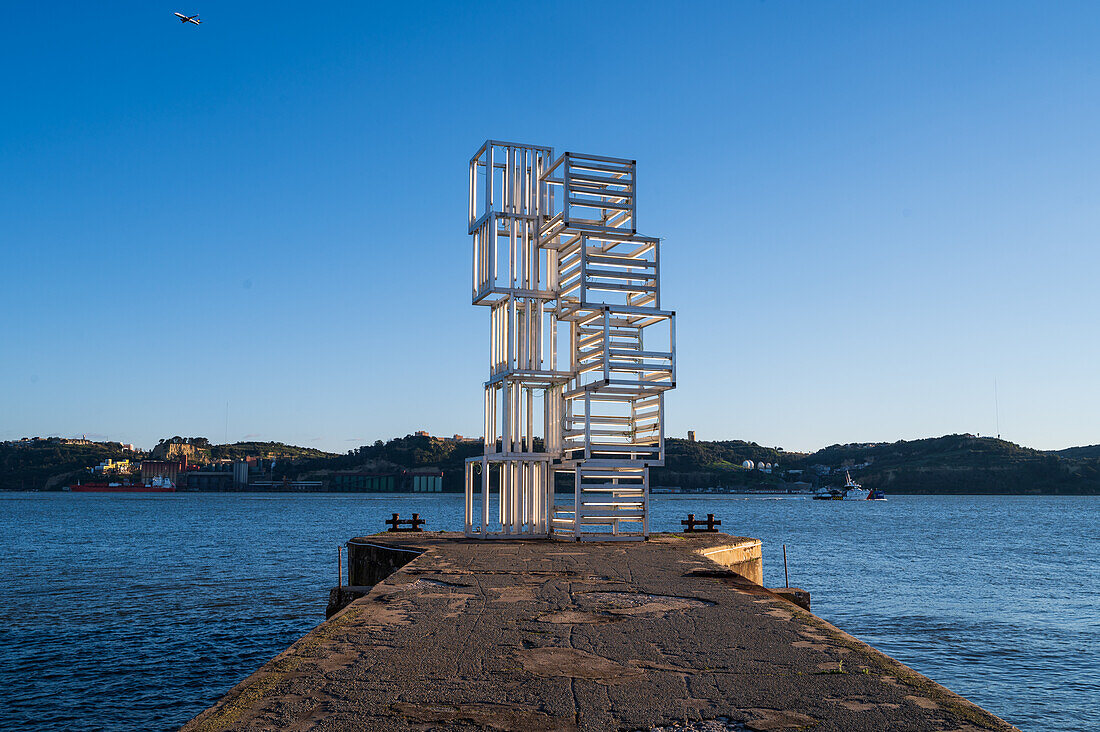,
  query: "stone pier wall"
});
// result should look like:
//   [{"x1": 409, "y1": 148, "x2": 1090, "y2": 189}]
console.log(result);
[{"x1": 695, "y1": 537, "x2": 764, "y2": 585}]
